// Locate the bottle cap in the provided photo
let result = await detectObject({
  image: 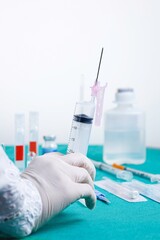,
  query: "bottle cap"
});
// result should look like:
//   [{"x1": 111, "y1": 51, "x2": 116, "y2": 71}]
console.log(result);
[
  {"x1": 43, "y1": 135, "x2": 56, "y2": 141},
  {"x1": 115, "y1": 88, "x2": 135, "y2": 104}
]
